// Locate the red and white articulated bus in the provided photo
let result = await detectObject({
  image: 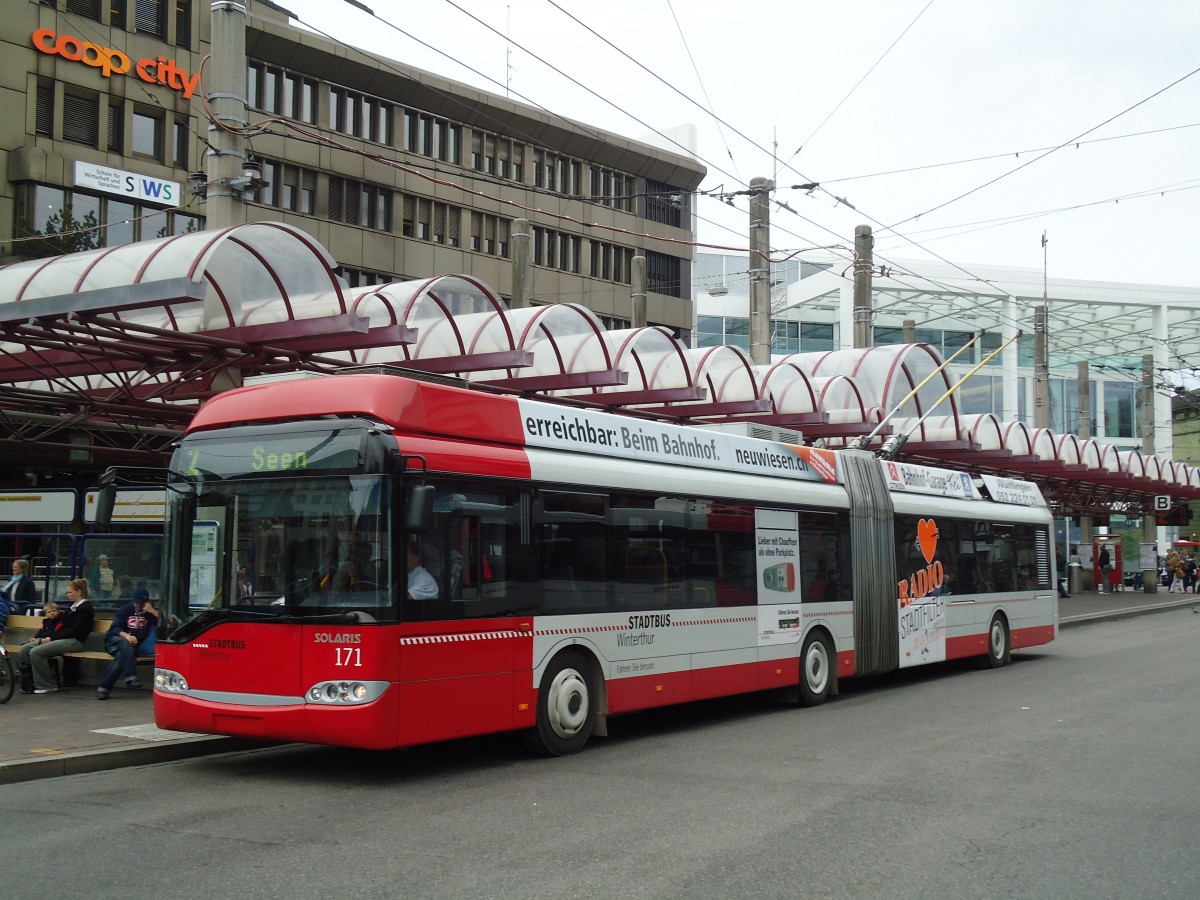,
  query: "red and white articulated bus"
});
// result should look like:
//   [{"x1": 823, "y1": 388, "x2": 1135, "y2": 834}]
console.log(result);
[{"x1": 150, "y1": 371, "x2": 1057, "y2": 754}]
